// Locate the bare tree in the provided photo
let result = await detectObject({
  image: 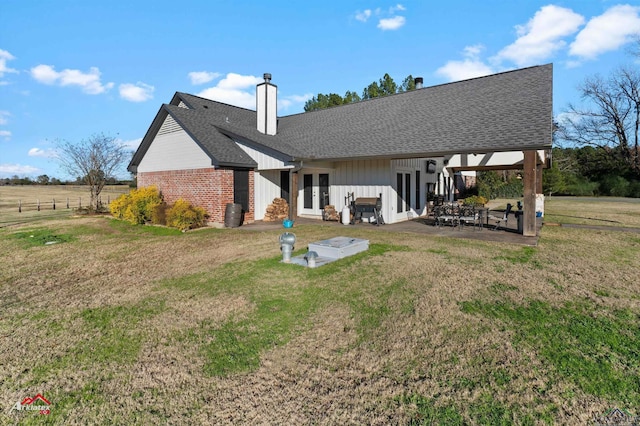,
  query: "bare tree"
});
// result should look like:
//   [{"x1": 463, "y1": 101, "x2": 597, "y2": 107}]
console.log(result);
[
  {"x1": 56, "y1": 134, "x2": 129, "y2": 210},
  {"x1": 559, "y1": 66, "x2": 640, "y2": 177}
]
